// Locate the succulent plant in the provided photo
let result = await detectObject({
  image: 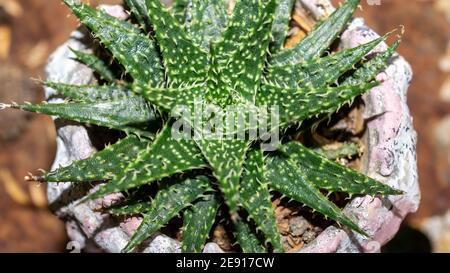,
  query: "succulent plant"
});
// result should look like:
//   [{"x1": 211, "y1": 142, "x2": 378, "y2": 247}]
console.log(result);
[{"x1": 1, "y1": 0, "x2": 404, "y2": 253}]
